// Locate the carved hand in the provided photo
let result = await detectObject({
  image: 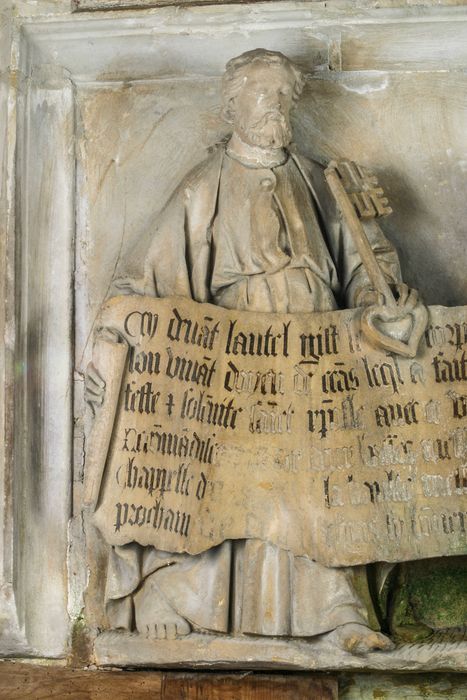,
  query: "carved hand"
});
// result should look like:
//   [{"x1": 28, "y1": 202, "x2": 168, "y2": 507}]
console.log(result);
[
  {"x1": 112, "y1": 276, "x2": 146, "y2": 296},
  {"x1": 356, "y1": 282, "x2": 419, "y2": 311},
  {"x1": 84, "y1": 362, "x2": 106, "y2": 417},
  {"x1": 391, "y1": 282, "x2": 420, "y2": 310}
]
